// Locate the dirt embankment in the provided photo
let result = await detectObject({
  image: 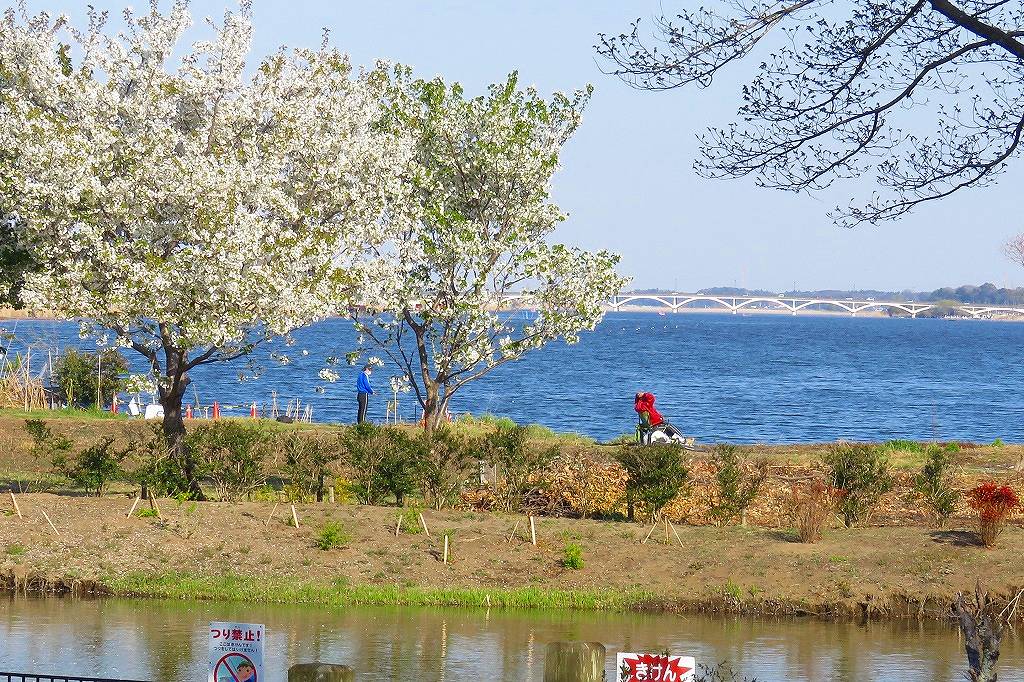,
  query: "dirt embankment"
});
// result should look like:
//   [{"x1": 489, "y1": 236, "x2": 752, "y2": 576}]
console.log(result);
[
  {"x1": 3, "y1": 412, "x2": 1024, "y2": 619},
  {"x1": 2, "y1": 492, "x2": 1023, "y2": 621}
]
